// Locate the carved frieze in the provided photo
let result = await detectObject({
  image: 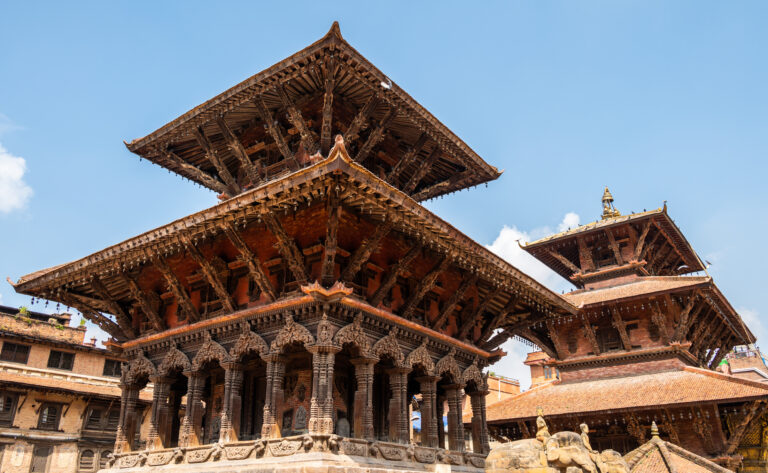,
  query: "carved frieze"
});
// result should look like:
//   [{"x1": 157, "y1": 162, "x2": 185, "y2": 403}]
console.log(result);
[
  {"x1": 436, "y1": 349, "x2": 463, "y2": 384},
  {"x1": 270, "y1": 315, "x2": 315, "y2": 352},
  {"x1": 406, "y1": 339, "x2": 435, "y2": 374},
  {"x1": 192, "y1": 332, "x2": 231, "y2": 371},
  {"x1": 224, "y1": 444, "x2": 255, "y2": 460},
  {"x1": 146, "y1": 451, "x2": 174, "y2": 466},
  {"x1": 158, "y1": 345, "x2": 191, "y2": 376},
  {"x1": 186, "y1": 446, "x2": 215, "y2": 463},
  {"x1": 230, "y1": 325, "x2": 269, "y2": 361},
  {"x1": 125, "y1": 352, "x2": 156, "y2": 384},
  {"x1": 269, "y1": 438, "x2": 303, "y2": 456},
  {"x1": 333, "y1": 313, "x2": 371, "y2": 355},
  {"x1": 372, "y1": 333, "x2": 404, "y2": 366}
]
